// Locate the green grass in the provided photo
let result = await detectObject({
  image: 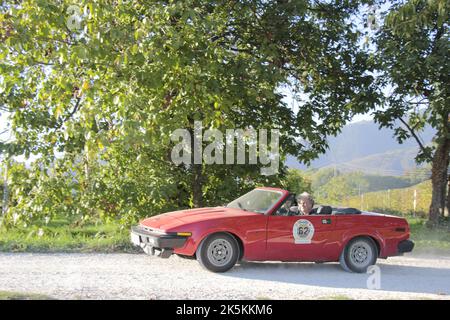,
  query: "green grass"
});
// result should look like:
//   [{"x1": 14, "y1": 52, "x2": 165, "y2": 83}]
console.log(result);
[
  {"x1": 407, "y1": 218, "x2": 450, "y2": 253},
  {"x1": 0, "y1": 290, "x2": 56, "y2": 300},
  {"x1": 0, "y1": 216, "x2": 448, "y2": 254},
  {"x1": 0, "y1": 217, "x2": 140, "y2": 253}
]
